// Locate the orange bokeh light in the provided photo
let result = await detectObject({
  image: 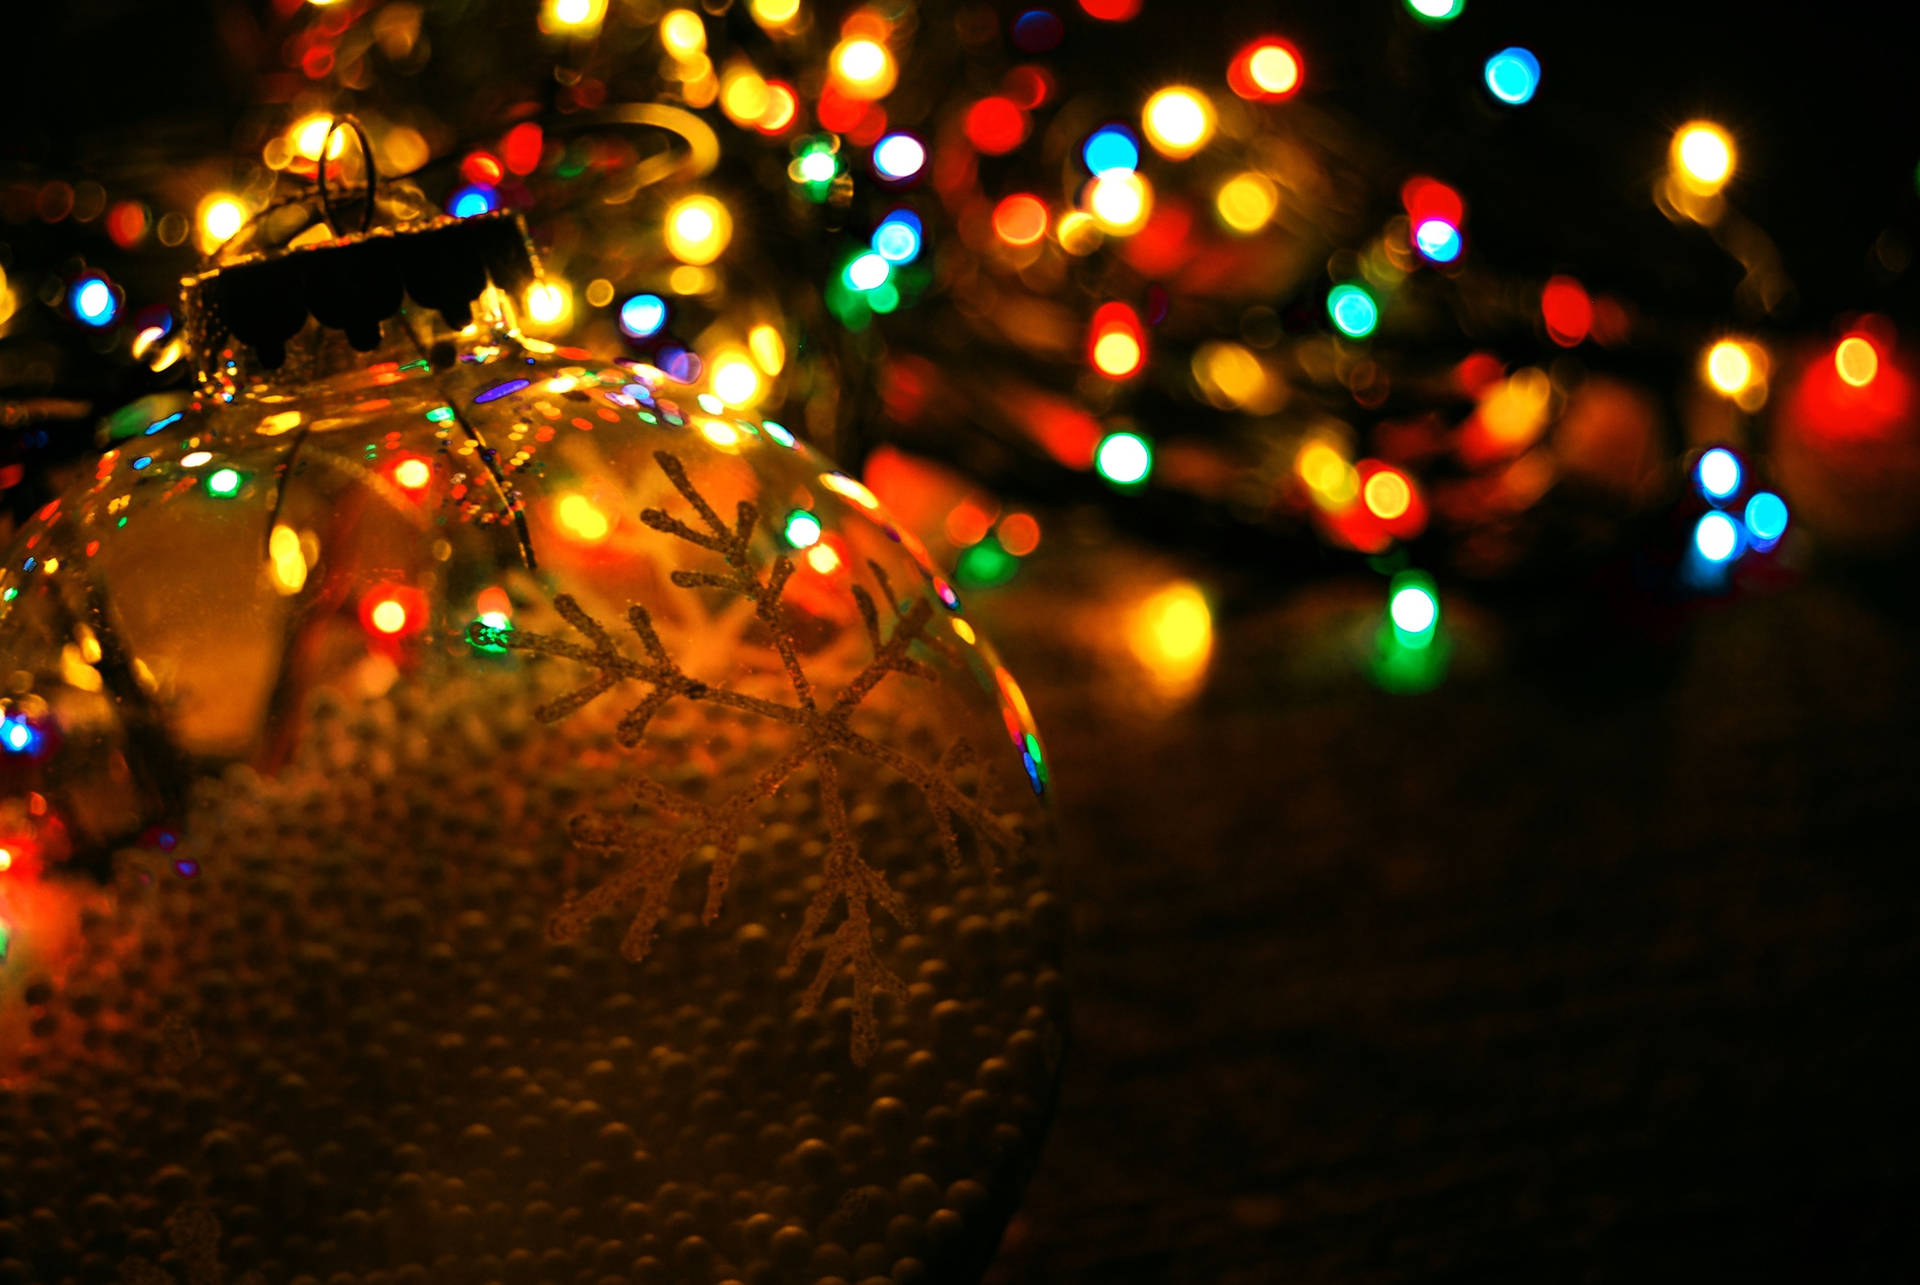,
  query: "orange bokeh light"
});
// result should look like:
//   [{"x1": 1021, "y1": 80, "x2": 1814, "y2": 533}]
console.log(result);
[{"x1": 992, "y1": 193, "x2": 1049, "y2": 247}]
